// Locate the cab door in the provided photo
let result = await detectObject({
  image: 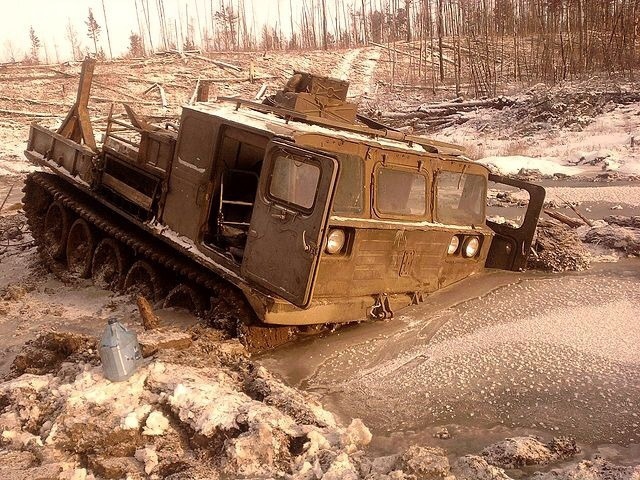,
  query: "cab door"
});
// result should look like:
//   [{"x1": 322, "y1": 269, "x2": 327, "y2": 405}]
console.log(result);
[
  {"x1": 241, "y1": 140, "x2": 339, "y2": 308},
  {"x1": 486, "y1": 174, "x2": 546, "y2": 271}
]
